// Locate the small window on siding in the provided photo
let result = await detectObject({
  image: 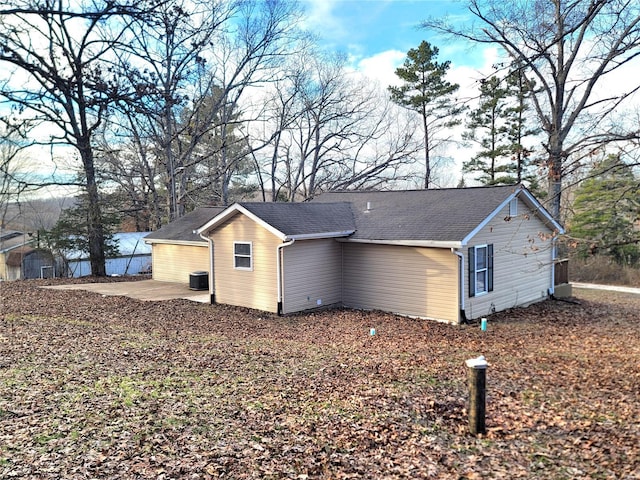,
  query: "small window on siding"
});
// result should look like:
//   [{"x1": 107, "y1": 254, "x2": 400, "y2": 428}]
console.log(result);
[
  {"x1": 469, "y1": 244, "x2": 493, "y2": 297},
  {"x1": 509, "y1": 198, "x2": 518, "y2": 217},
  {"x1": 234, "y1": 242, "x2": 252, "y2": 270}
]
